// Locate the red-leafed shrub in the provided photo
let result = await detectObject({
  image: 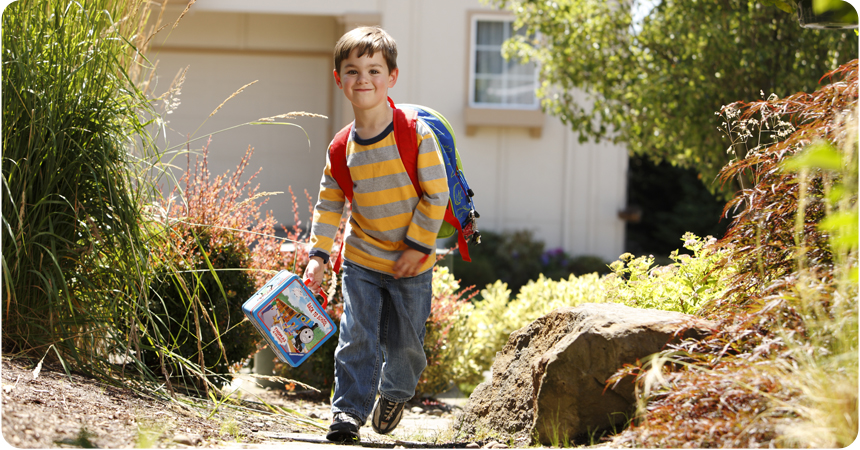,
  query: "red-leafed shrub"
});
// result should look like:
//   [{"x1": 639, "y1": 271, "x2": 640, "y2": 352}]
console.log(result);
[
  {"x1": 711, "y1": 61, "x2": 858, "y2": 313},
  {"x1": 145, "y1": 138, "x2": 335, "y2": 389},
  {"x1": 607, "y1": 60, "x2": 858, "y2": 448}
]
